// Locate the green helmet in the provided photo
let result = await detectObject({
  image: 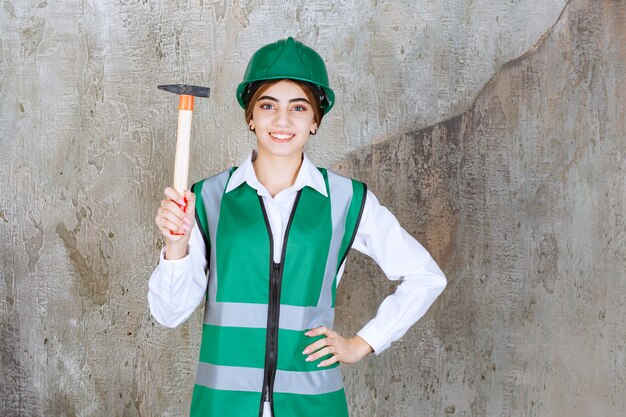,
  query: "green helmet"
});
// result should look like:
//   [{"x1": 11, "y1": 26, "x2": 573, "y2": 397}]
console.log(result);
[{"x1": 236, "y1": 37, "x2": 335, "y2": 114}]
